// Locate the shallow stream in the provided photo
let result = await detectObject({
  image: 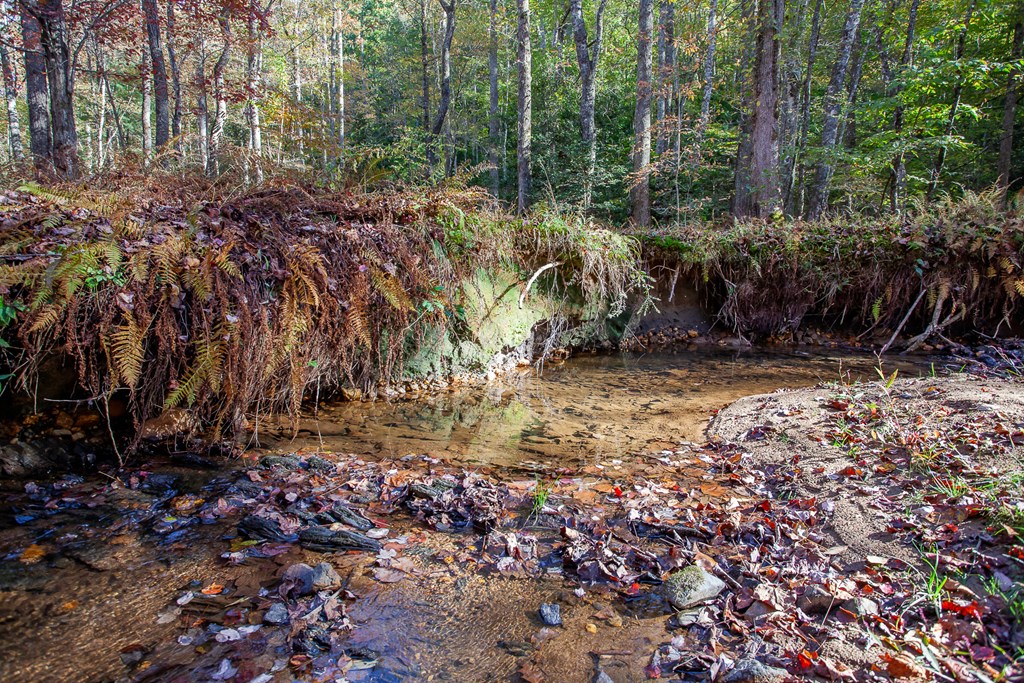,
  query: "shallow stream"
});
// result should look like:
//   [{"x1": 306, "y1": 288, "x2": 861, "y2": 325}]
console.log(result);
[{"x1": 0, "y1": 349, "x2": 930, "y2": 682}]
